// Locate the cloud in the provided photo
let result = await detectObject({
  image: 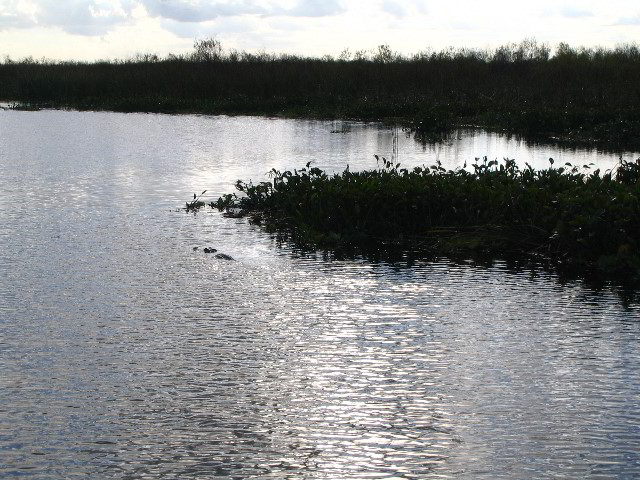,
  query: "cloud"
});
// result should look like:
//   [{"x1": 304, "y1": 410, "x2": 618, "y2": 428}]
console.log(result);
[
  {"x1": 560, "y1": 6, "x2": 593, "y2": 18},
  {"x1": 0, "y1": 0, "x2": 37, "y2": 29},
  {"x1": 0, "y1": 13, "x2": 34, "y2": 30},
  {"x1": 267, "y1": 17, "x2": 306, "y2": 31},
  {"x1": 381, "y1": 0, "x2": 407, "y2": 19},
  {"x1": 0, "y1": 0, "x2": 346, "y2": 38},
  {"x1": 159, "y1": 18, "x2": 211, "y2": 38},
  {"x1": 380, "y1": 0, "x2": 428, "y2": 19},
  {"x1": 141, "y1": 0, "x2": 264, "y2": 23},
  {"x1": 40, "y1": 1, "x2": 136, "y2": 35},
  {"x1": 281, "y1": 0, "x2": 345, "y2": 17},
  {"x1": 142, "y1": 0, "x2": 344, "y2": 23},
  {"x1": 0, "y1": 0, "x2": 136, "y2": 35},
  {"x1": 614, "y1": 13, "x2": 640, "y2": 25},
  {"x1": 161, "y1": 15, "x2": 257, "y2": 38}
]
